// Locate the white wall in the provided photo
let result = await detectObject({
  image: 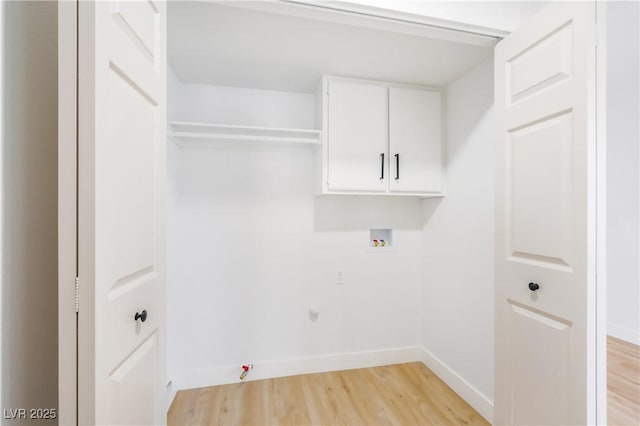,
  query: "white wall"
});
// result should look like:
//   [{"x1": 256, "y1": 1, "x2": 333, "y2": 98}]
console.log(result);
[
  {"x1": 170, "y1": 69, "x2": 315, "y2": 128},
  {"x1": 420, "y1": 57, "x2": 495, "y2": 414},
  {"x1": 1, "y1": 1, "x2": 58, "y2": 424},
  {"x1": 607, "y1": 0, "x2": 640, "y2": 345},
  {"x1": 167, "y1": 71, "x2": 424, "y2": 389}
]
